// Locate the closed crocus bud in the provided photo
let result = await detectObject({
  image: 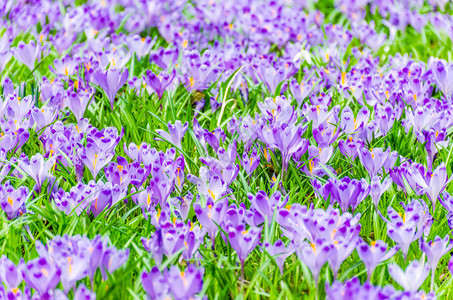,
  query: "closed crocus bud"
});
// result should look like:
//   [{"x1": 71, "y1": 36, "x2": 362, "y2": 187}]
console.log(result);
[
  {"x1": 370, "y1": 175, "x2": 392, "y2": 209},
  {"x1": 94, "y1": 67, "x2": 129, "y2": 110},
  {"x1": 155, "y1": 120, "x2": 188, "y2": 149}
]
